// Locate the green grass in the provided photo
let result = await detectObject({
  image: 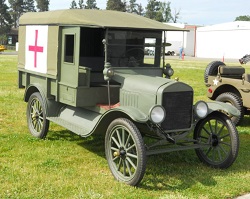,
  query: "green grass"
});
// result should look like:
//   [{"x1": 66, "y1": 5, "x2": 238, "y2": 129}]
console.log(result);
[{"x1": 0, "y1": 55, "x2": 250, "y2": 198}]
